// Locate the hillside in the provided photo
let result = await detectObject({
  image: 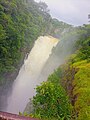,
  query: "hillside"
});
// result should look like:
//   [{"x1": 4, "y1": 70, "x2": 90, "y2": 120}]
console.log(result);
[
  {"x1": 0, "y1": 0, "x2": 90, "y2": 119},
  {"x1": 0, "y1": 0, "x2": 71, "y2": 85},
  {"x1": 0, "y1": 0, "x2": 71, "y2": 110},
  {"x1": 25, "y1": 24, "x2": 90, "y2": 120}
]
